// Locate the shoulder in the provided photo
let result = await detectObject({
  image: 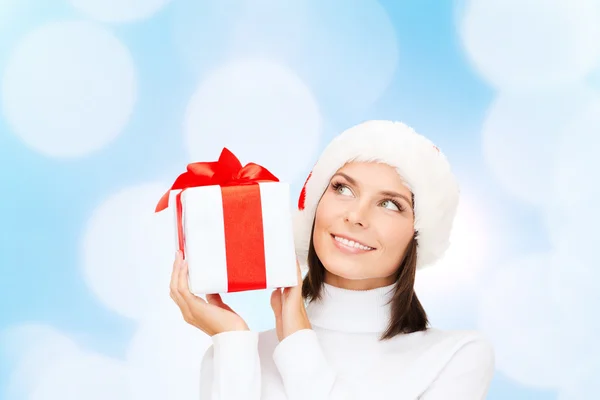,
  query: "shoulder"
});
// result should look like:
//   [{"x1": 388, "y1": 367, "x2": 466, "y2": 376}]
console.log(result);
[
  {"x1": 423, "y1": 327, "x2": 492, "y2": 345},
  {"x1": 420, "y1": 328, "x2": 495, "y2": 369},
  {"x1": 383, "y1": 327, "x2": 494, "y2": 369},
  {"x1": 382, "y1": 328, "x2": 495, "y2": 395}
]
